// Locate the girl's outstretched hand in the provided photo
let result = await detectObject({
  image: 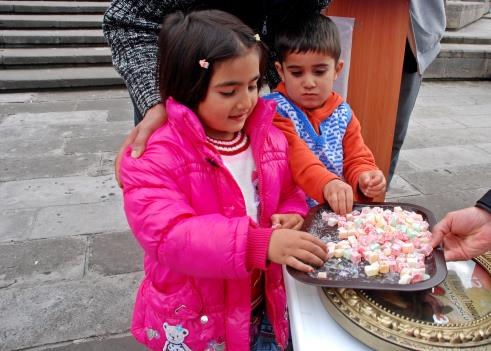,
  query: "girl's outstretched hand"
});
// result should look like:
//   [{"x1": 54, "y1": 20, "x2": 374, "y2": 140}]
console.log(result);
[
  {"x1": 268, "y1": 229, "x2": 328, "y2": 273},
  {"x1": 358, "y1": 170, "x2": 386, "y2": 198},
  {"x1": 322, "y1": 179, "x2": 354, "y2": 216},
  {"x1": 271, "y1": 213, "x2": 304, "y2": 230}
]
